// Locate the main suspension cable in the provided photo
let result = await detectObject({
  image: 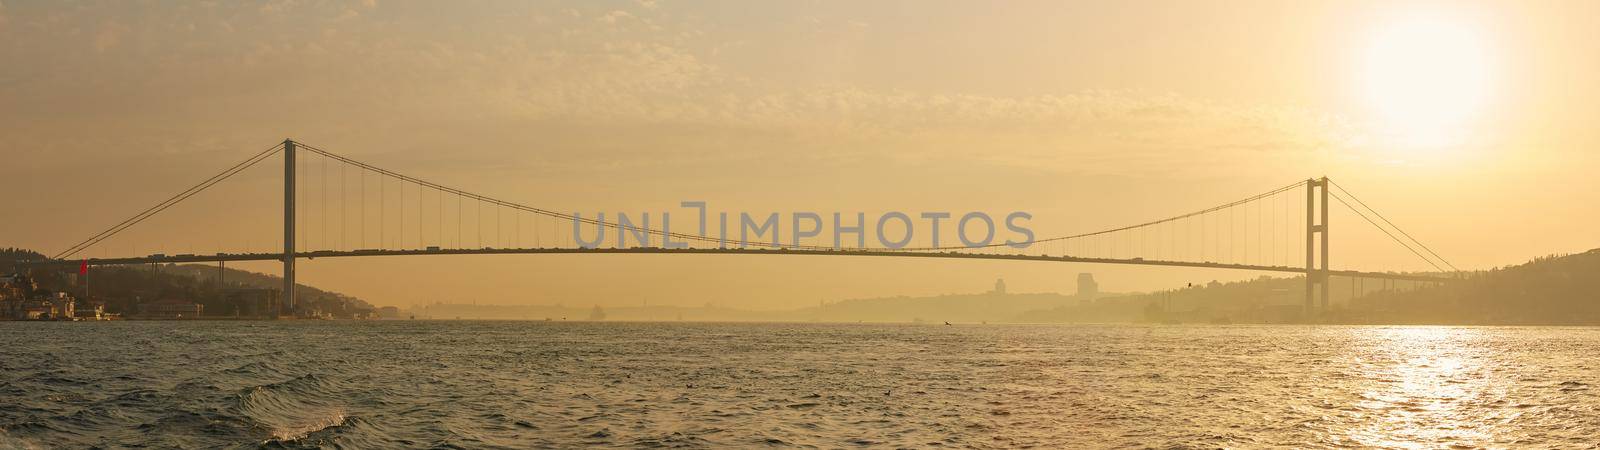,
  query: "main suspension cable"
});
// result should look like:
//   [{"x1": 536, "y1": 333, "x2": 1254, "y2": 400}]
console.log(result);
[
  {"x1": 1329, "y1": 180, "x2": 1458, "y2": 272},
  {"x1": 1327, "y1": 190, "x2": 1445, "y2": 272},
  {"x1": 54, "y1": 142, "x2": 285, "y2": 259}
]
